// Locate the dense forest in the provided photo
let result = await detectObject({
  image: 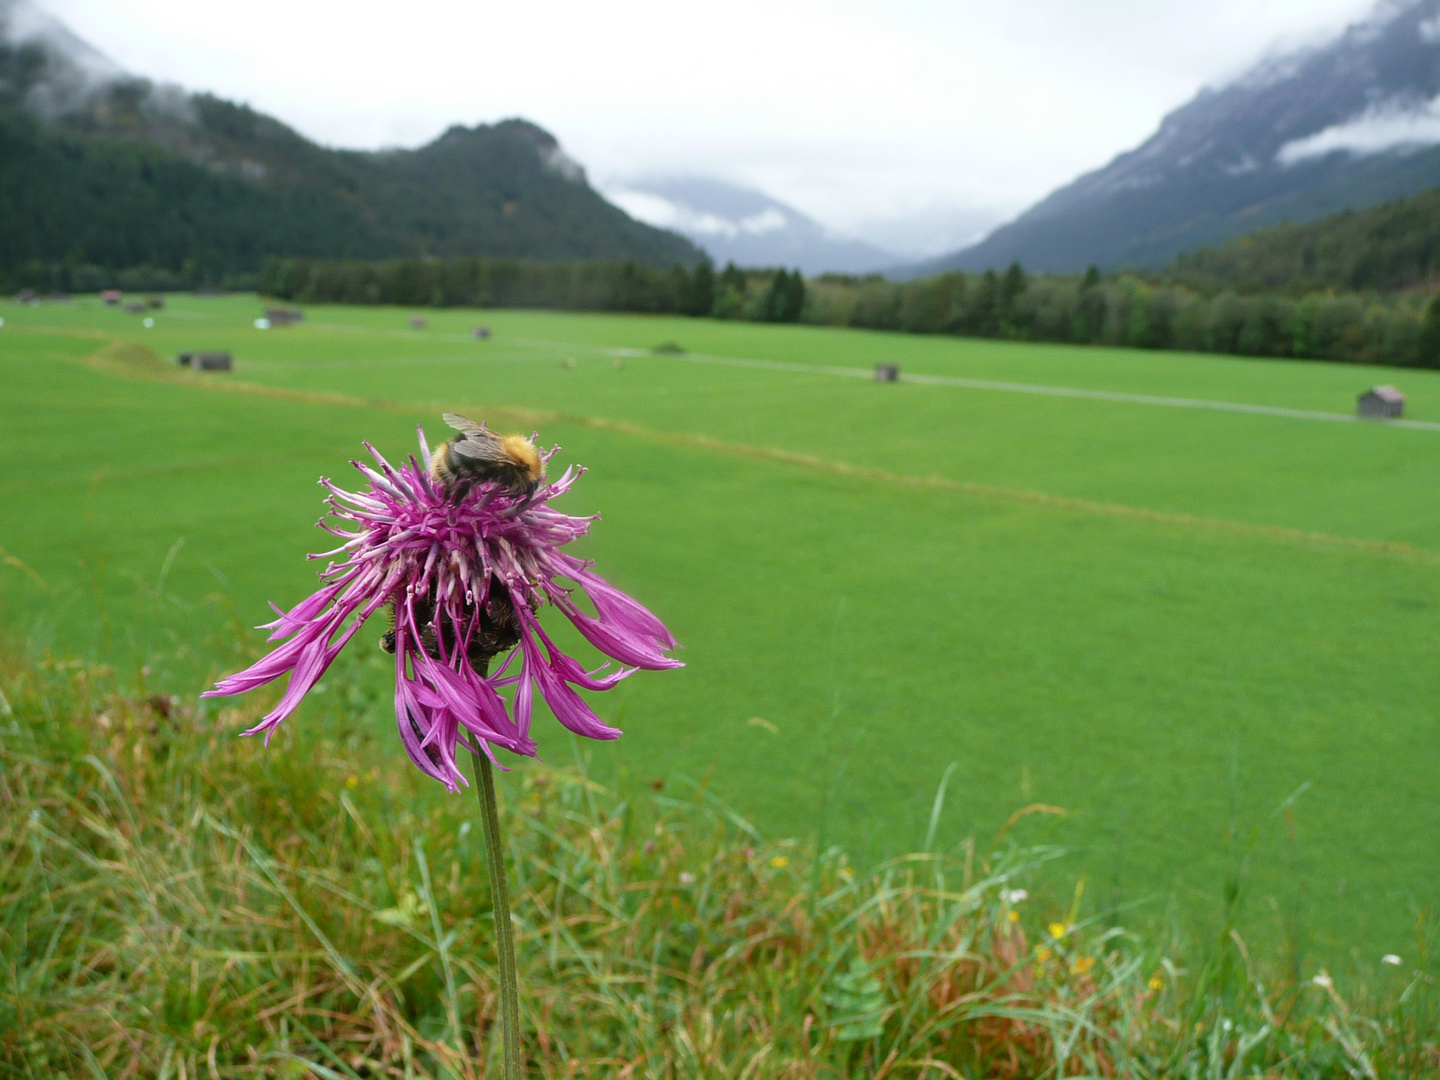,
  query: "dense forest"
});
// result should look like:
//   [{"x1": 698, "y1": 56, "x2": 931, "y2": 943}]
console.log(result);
[
  {"x1": 0, "y1": 28, "x2": 700, "y2": 288},
  {"x1": 1163, "y1": 185, "x2": 1440, "y2": 296},
  {"x1": 808, "y1": 267, "x2": 1440, "y2": 368},
  {"x1": 260, "y1": 257, "x2": 809, "y2": 323}
]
